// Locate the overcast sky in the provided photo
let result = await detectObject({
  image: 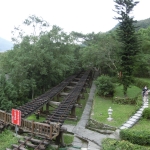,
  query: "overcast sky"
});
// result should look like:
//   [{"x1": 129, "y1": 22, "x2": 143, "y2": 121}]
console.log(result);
[{"x1": 0, "y1": 0, "x2": 150, "y2": 41}]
